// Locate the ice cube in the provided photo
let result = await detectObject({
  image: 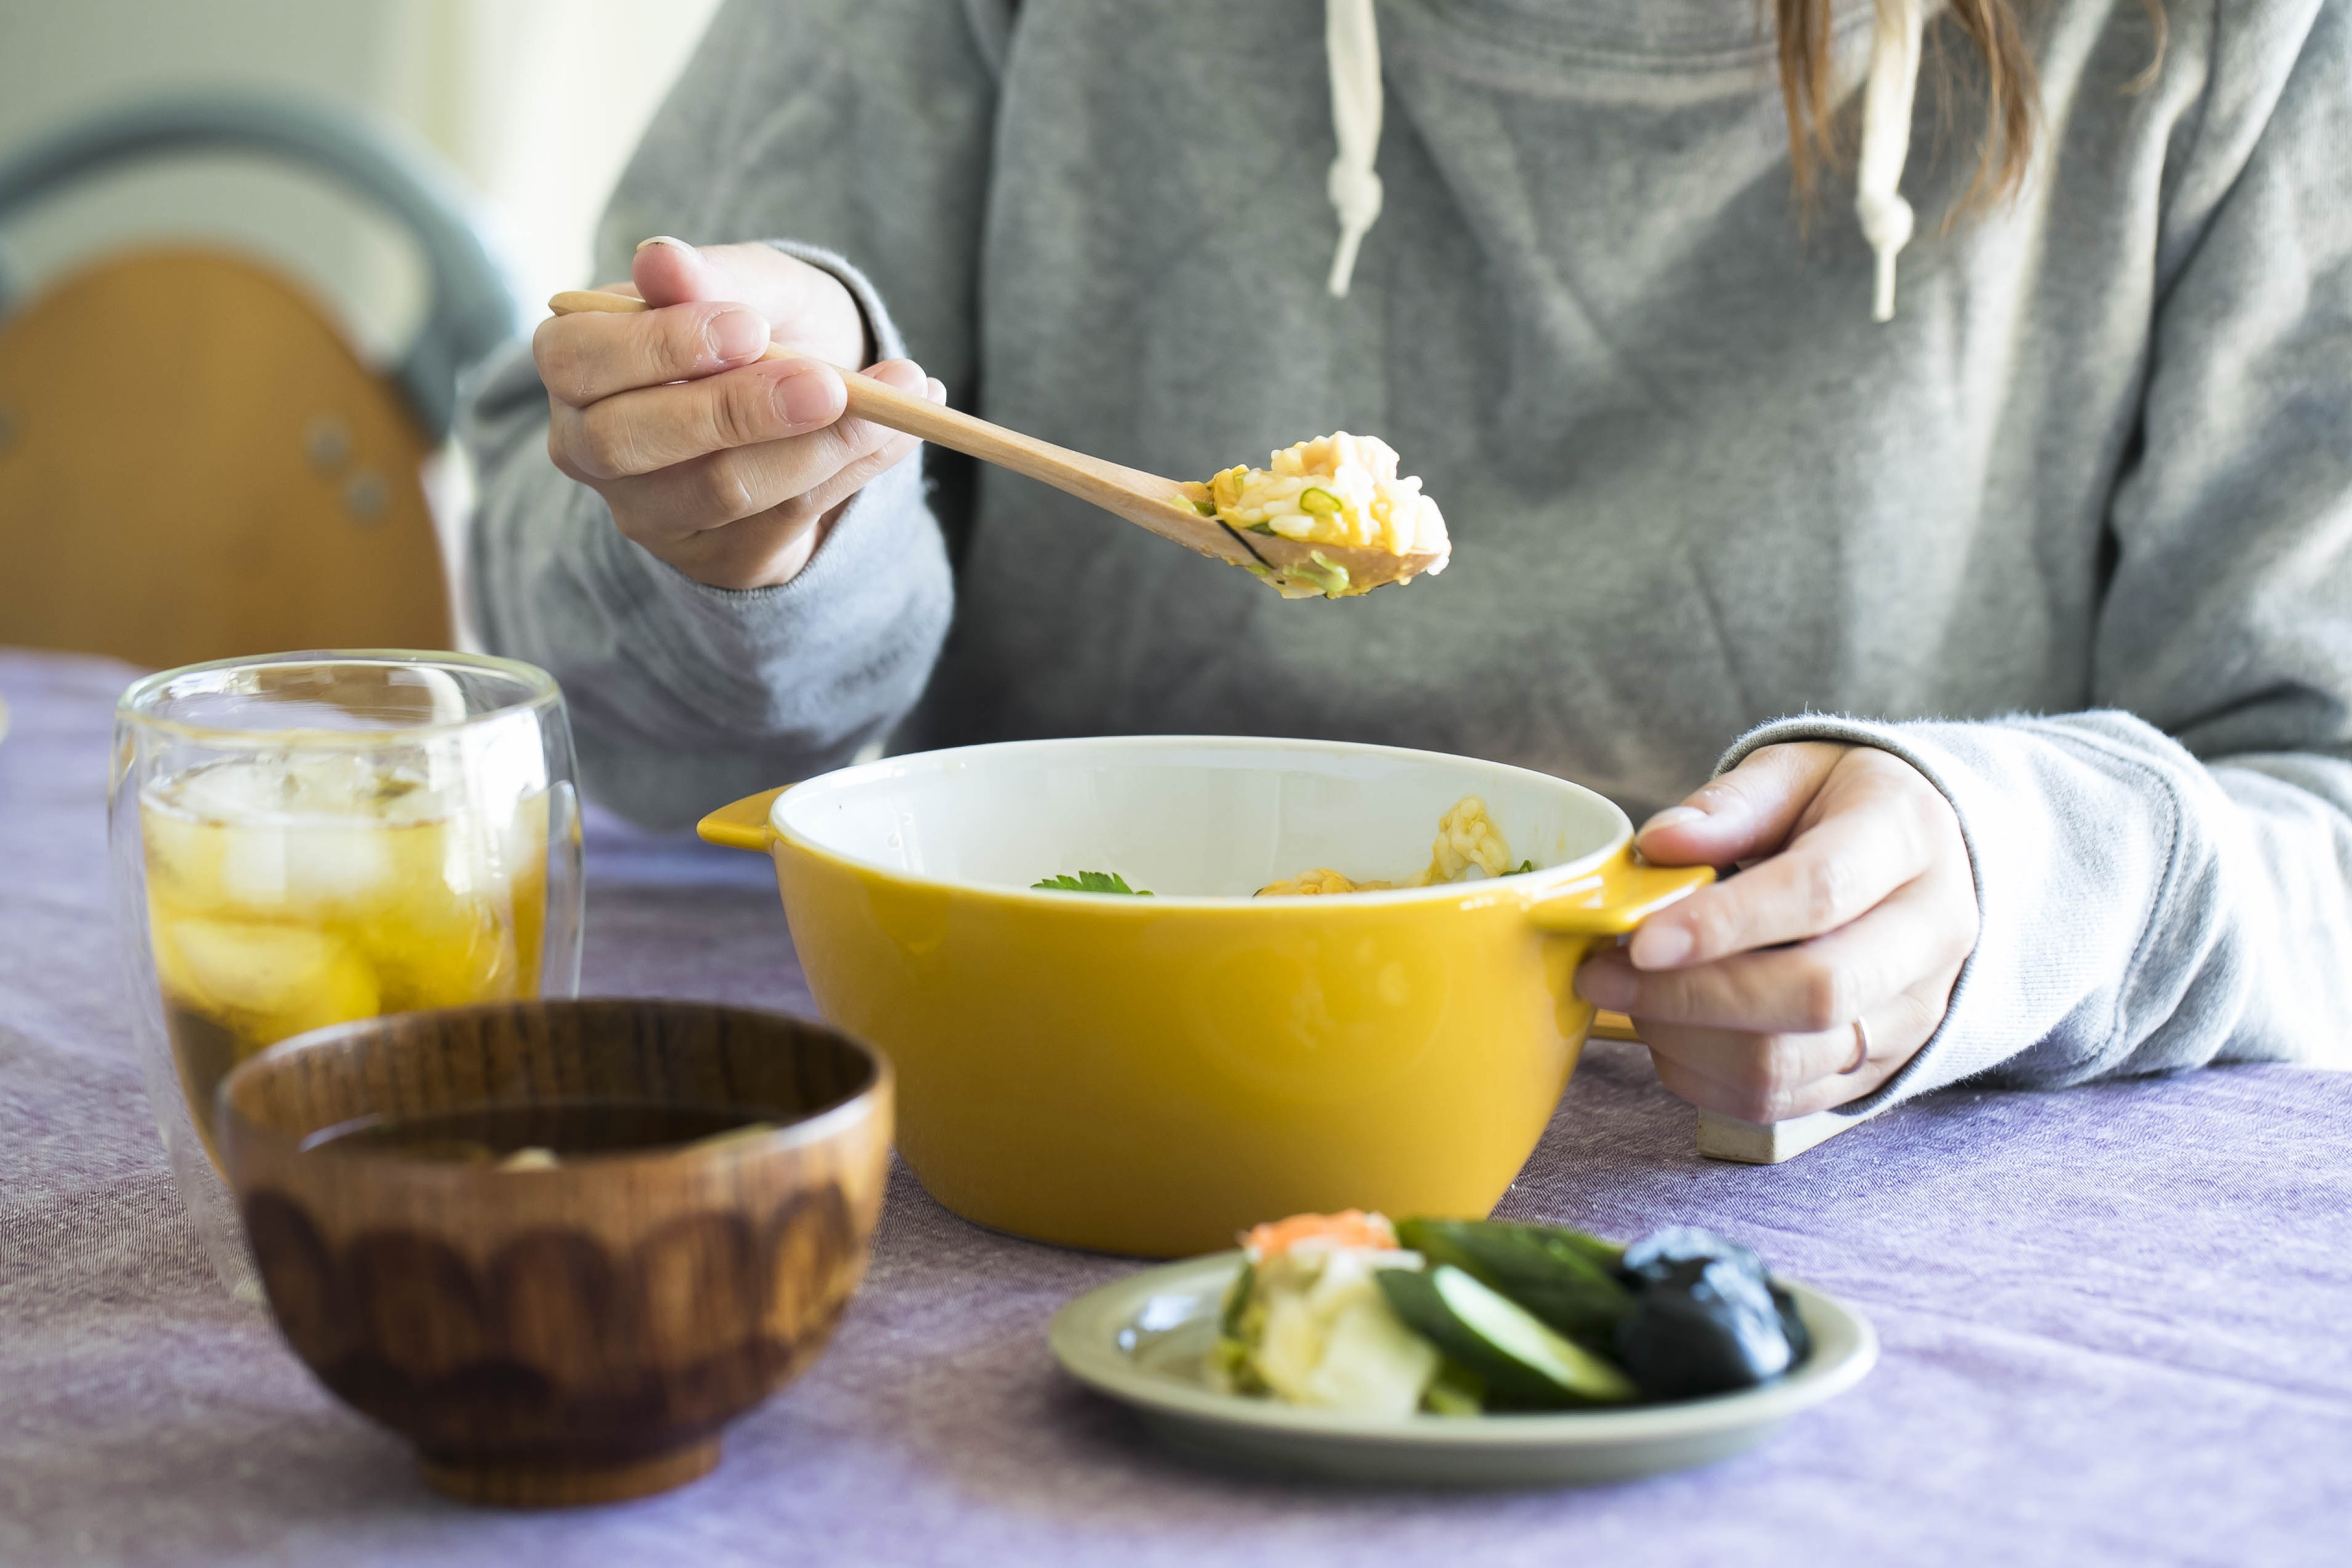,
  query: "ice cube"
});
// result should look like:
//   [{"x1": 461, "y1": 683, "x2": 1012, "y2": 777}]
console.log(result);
[
  {"x1": 224, "y1": 820, "x2": 397, "y2": 913},
  {"x1": 152, "y1": 916, "x2": 380, "y2": 1044},
  {"x1": 358, "y1": 885, "x2": 516, "y2": 1011},
  {"x1": 140, "y1": 799, "x2": 224, "y2": 901},
  {"x1": 166, "y1": 753, "x2": 445, "y2": 826},
  {"x1": 151, "y1": 755, "x2": 453, "y2": 915}
]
